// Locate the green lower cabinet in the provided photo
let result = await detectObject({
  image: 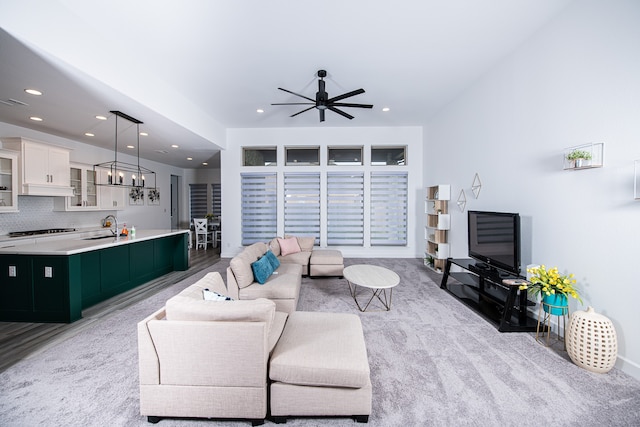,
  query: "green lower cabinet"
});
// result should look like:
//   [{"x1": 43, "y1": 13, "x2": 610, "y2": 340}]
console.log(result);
[
  {"x1": 0, "y1": 233, "x2": 188, "y2": 323},
  {"x1": 80, "y1": 251, "x2": 102, "y2": 308},
  {"x1": 0, "y1": 255, "x2": 33, "y2": 316},
  {"x1": 130, "y1": 240, "x2": 156, "y2": 285},
  {"x1": 99, "y1": 245, "x2": 131, "y2": 298}
]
